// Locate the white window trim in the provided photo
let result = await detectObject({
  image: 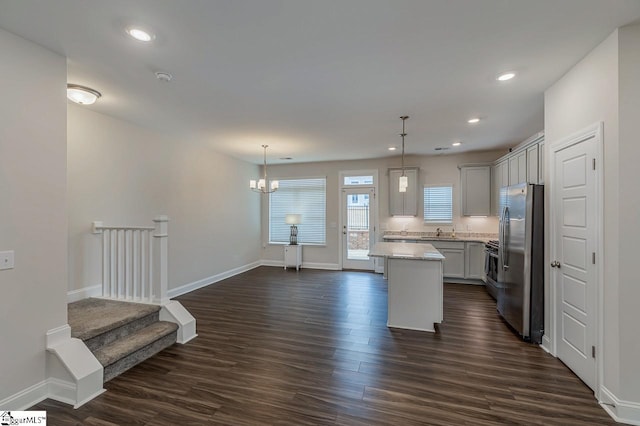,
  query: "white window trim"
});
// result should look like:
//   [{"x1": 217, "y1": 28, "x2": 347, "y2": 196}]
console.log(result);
[{"x1": 339, "y1": 169, "x2": 378, "y2": 188}]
